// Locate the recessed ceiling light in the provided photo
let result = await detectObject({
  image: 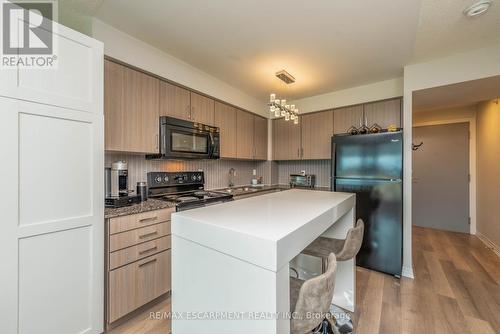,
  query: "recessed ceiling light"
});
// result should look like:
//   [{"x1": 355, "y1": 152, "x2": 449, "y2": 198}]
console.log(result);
[{"x1": 463, "y1": 0, "x2": 492, "y2": 17}]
